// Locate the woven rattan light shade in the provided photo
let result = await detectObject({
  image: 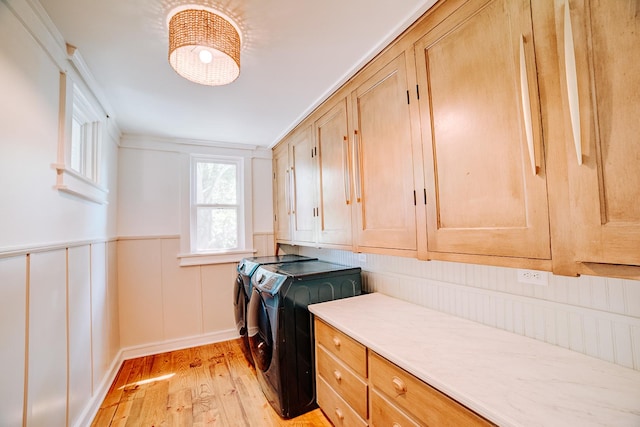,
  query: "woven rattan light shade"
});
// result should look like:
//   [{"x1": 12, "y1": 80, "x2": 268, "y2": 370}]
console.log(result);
[{"x1": 168, "y1": 8, "x2": 240, "y2": 86}]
